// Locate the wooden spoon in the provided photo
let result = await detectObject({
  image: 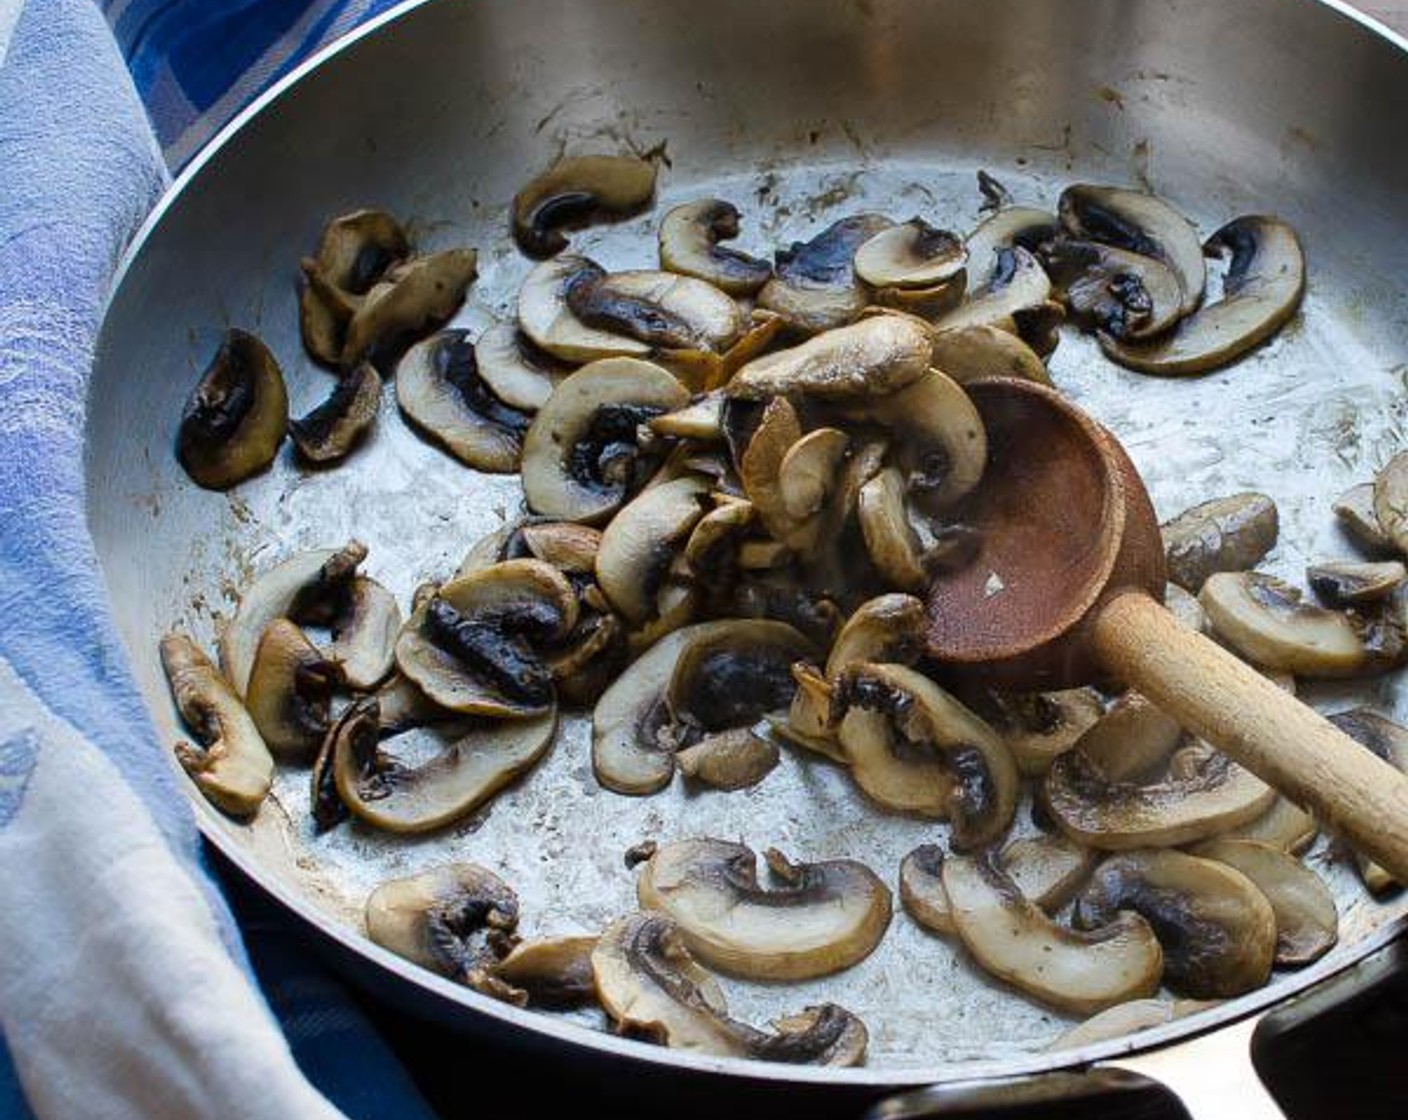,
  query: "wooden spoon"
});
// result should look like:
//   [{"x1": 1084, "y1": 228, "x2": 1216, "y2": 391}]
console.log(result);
[{"x1": 926, "y1": 377, "x2": 1408, "y2": 882}]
